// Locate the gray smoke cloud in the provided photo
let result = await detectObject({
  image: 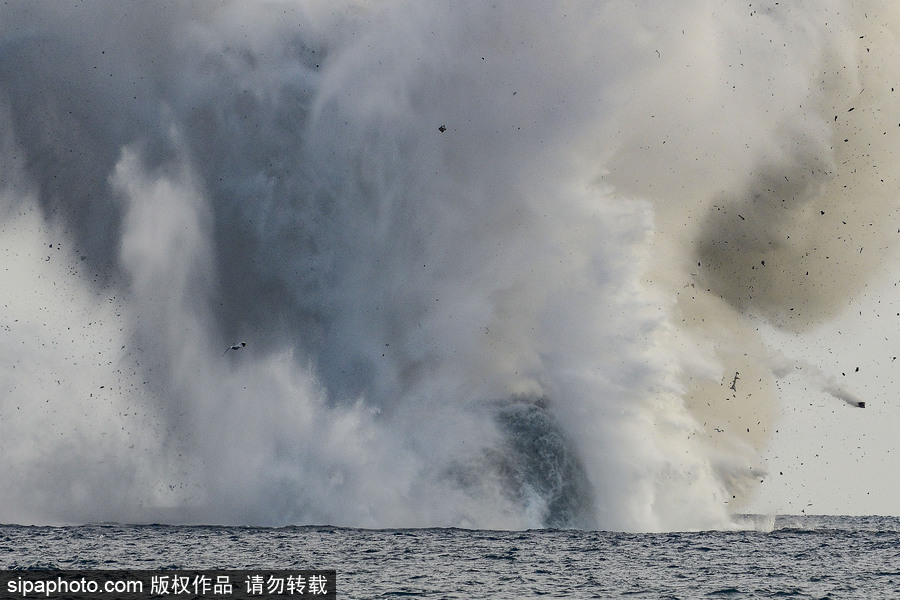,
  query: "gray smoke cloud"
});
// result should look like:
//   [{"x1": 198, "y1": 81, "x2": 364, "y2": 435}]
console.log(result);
[{"x1": 0, "y1": 1, "x2": 897, "y2": 531}]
